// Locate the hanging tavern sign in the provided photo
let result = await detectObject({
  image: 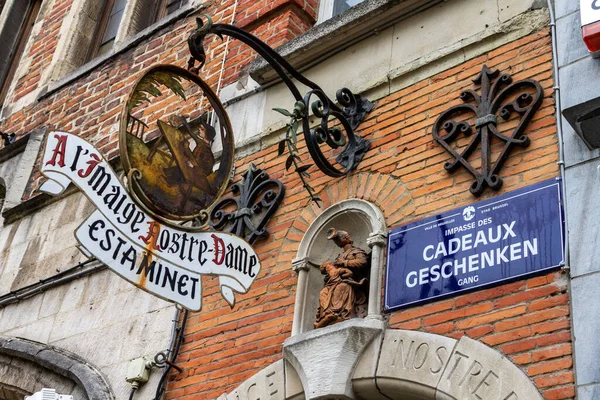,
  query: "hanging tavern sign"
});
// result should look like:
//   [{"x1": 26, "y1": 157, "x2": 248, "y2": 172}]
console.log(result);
[
  {"x1": 385, "y1": 179, "x2": 564, "y2": 311},
  {"x1": 40, "y1": 63, "x2": 261, "y2": 311},
  {"x1": 40, "y1": 132, "x2": 259, "y2": 311},
  {"x1": 38, "y1": 13, "x2": 375, "y2": 310}
]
